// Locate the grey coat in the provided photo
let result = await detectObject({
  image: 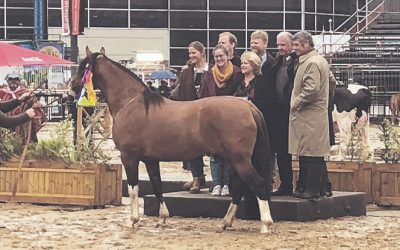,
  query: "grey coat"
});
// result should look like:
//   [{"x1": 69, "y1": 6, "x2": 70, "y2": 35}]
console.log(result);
[{"x1": 288, "y1": 49, "x2": 330, "y2": 157}]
